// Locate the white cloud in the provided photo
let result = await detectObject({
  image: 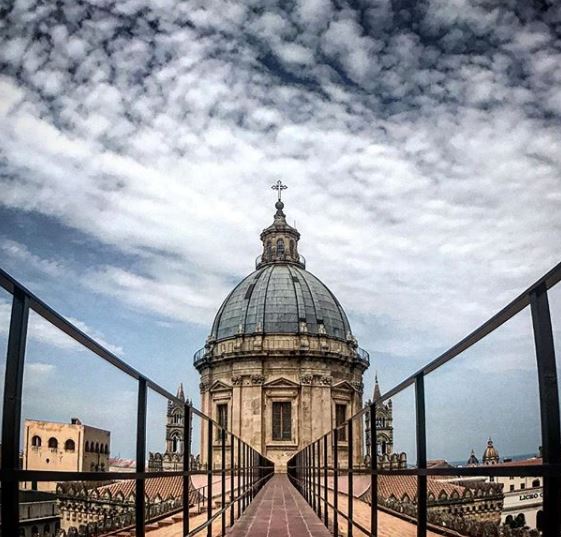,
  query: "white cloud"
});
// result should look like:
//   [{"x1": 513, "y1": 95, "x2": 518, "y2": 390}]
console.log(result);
[{"x1": 0, "y1": 0, "x2": 559, "y2": 365}]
